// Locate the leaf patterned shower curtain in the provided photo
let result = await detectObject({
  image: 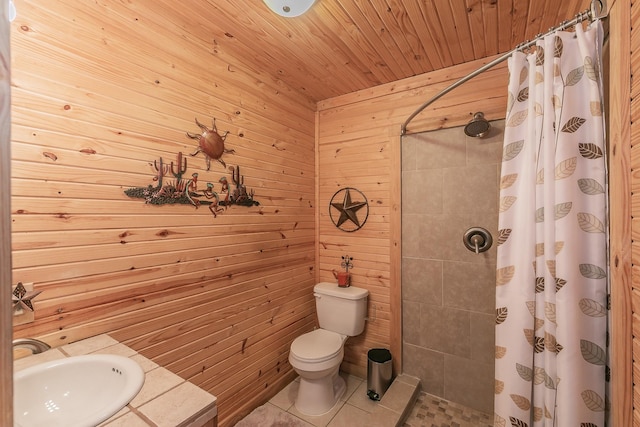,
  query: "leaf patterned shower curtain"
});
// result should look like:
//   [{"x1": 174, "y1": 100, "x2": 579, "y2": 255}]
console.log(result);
[{"x1": 494, "y1": 21, "x2": 608, "y2": 427}]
